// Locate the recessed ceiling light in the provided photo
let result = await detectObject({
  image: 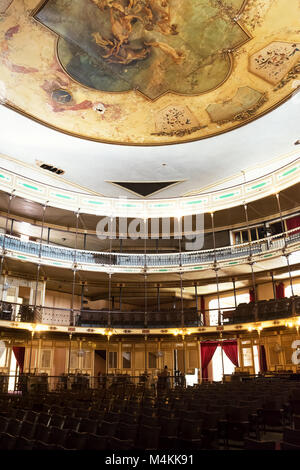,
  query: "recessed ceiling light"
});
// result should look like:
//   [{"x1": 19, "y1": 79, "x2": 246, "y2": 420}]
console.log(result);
[{"x1": 294, "y1": 140, "x2": 300, "y2": 145}]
